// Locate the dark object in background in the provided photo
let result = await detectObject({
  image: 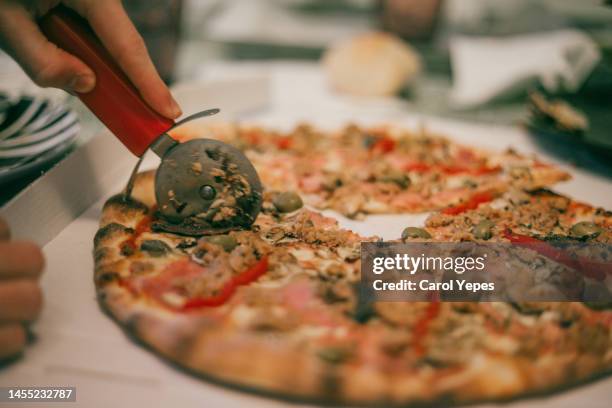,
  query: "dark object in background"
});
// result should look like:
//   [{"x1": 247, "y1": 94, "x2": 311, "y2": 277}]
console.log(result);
[
  {"x1": 380, "y1": 0, "x2": 442, "y2": 40},
  {"x1": 124, "y1": 0, "x2": 183, "y2": 84},
  {"x1": 526, "y1": 61, "x2": 612, "y2": 178}
]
